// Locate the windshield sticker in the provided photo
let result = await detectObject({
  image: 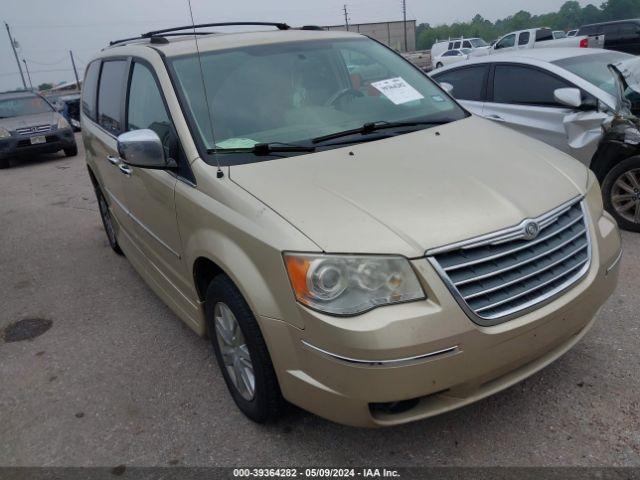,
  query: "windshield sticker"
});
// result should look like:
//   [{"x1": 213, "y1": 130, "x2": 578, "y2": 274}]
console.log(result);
[
  {"x1": 431, "y1": 95, "x2": 446, "y2": 103},
  {"x1": 215, "y1": 138, "x2": 259, "y2": 149},
  {"x1": 371, "y1": 77, "x2": 424, "y2": 105}
]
